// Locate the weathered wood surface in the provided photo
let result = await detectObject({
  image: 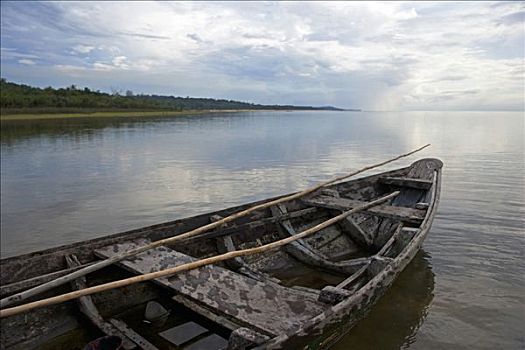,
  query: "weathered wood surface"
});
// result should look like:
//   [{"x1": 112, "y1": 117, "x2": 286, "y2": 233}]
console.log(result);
[
  {"x1": 228, "y1": 327, "x2": 270, "y2": 350},
  {"x1": 1, "y1": 192, "x2": 399, "y2": 319},
  {"x1": 379, "y1": 177, "x2": 433, "y2": 190},
  {"x1": 217, "y1": 232, "x2": 282, "y2": 284},
  {"x1": 0, "y1": 160, "x2": 443, "y2": 350},
  {"x1": 0, "y1": 208, "x2": 316, "y2": 302},
  {"x1": 271, "y1": 204, "x2": 330, "y2": 256},
  {"x1": 391, "y1": 158, "x2": 442, "y2": 208},
  {"x1": 367, "y1": 256, "x2": 394, "y2": 277},
  {"x1": 172, "y1": 295, "x2": 240, "y2": 331},
  {"x1": 0, "y1": 159, "x2": 442, "y2": 350},
  {"x1": 252, "y1": 160, "x2": 442, "y2": 349},
  {"x1": 415, "y1": 202, "x2": 430, "y2": 210},
  {"x1": 0, "y1": 200, "x2": 273, "y2": 286},
  {"x1": 320, "y1": 188, "x2": 340, "y2": 197},
  {"x1": 0, "y1": 304, "x2": 79, "y2": 350},
  {"x1": 384, "y1": 227, "x2": 420, "y2": 258},
  {"x1": 211, "y1": 215, "x2": 245, "y2": 271},
  {"x1": 375, "y1": 224, "x2": 404, "y2": 257},
  {"x1": 1, "y1": 261, "x2": 95, "y2": 297},
  {"x1": 303, "y1": 195, "x2": 426, "y2": 224},
  {"x1": 372, "y1": 219, "x2": 401, "y2": 250},
  {"x1": 336, "y1": 216, "x2": 374, "y2": 248},
  {"x1": 95, "y1": 240, "x2": 327, "y2": 336},
  {"x1": 293, "y1": 217, "x2": 357, "y2": 261},
  {"x1": 336, "y1": 263, "x2": 370, "y2": 290},
  {"x1": 319, "y1": 188, "x2": 375, "y2": 249},
  {"x1": 270, "y1": 205, "x2": 367, "y2": 274},
  {"x1": 318, "y1": 255, "x2": 393, "y2": 305},
  {"x1": 407, "y1": 158, "x2": 443, "y2": 180},
  {"x1": 318, "y1": 286, "x2": 353, "y2": 305},
  {"x1": 65, "y1": 255, "x2": 138, "y2": 350},
  {"x1": 187, "y1": 208, "x2": 318, "y2": 243},
  {"x1": 108, "y1": 318, "x2": 159, "y2": 350},
  {"x1": 212, "y1": 215, "x2": 285, "y2": 286},
  {"x1": 1, "y1": 280, "x2": 162, "y2": 350}
]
